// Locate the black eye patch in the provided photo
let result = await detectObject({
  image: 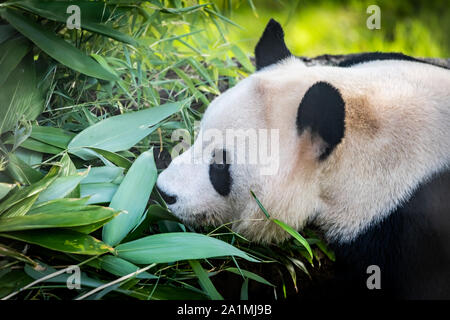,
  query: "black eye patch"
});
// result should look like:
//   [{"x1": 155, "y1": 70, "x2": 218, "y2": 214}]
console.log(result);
[{"x1": 209, "y1": 149, "x2": 232, "y2": 196}]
